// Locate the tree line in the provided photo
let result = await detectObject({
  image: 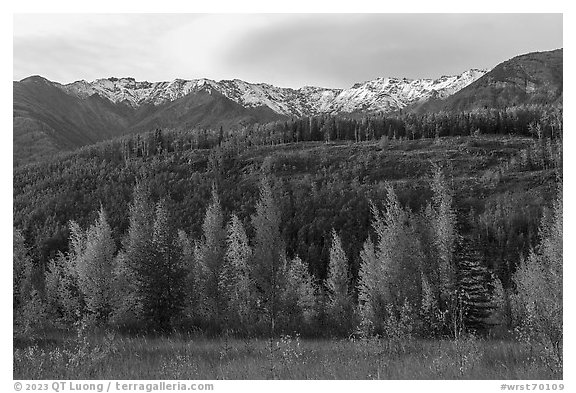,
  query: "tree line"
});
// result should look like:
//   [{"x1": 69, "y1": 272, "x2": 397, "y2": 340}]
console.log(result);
[
  {"x1": 14, "y1": 132, "x2": 561, "y2": 323},
  {"x1": 110, "y1": 104, "x2": 562, "y2": 160},
  {"x1": 14, "y1": 162, "x2": 562, "y2": 362}
]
